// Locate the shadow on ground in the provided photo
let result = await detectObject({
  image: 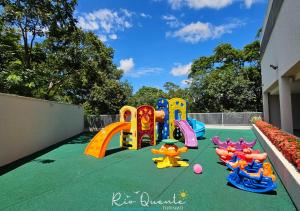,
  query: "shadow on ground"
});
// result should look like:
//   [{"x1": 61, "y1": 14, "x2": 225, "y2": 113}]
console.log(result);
[
  {"x1": 0, "y1": 132, "x2": 94, "y2": 175},
  {"x1": 32, "y1": 159, "x2": 56, "y2": 164},
  {"x1": 226, "y1": 182, "x2": 277, "y2": 195}
]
